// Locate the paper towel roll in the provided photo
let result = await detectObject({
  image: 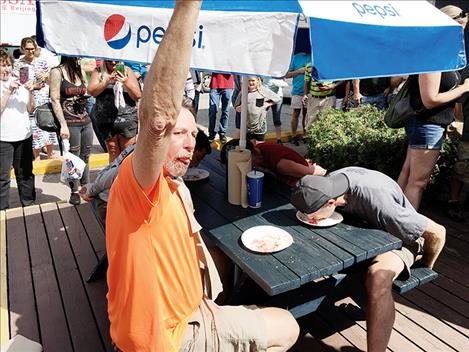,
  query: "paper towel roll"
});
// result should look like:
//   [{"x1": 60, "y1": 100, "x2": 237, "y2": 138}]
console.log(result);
[{"x1": 227, "y1": 147, "x2": 251, "y2": 206}]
